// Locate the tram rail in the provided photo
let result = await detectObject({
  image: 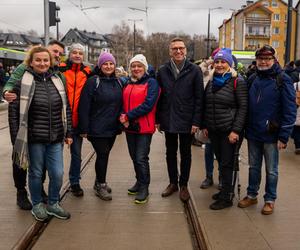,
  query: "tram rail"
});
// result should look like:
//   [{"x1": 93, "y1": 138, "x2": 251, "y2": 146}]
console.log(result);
[{"x1": 12, "y1": 150, "x2": 95, "y2": 250}]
